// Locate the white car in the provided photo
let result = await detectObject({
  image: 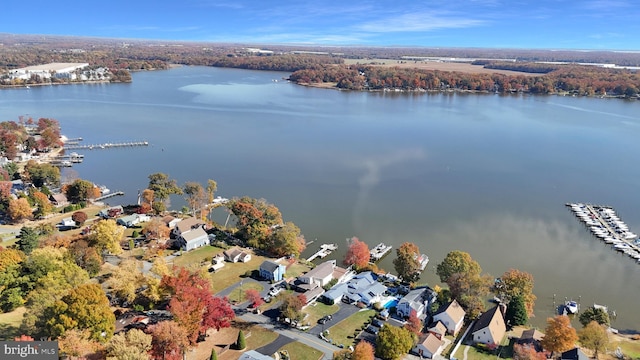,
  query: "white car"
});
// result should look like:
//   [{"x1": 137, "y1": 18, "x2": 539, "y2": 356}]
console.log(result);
[{"x1": 268, "y1": 287, "x2": 282, "y2": 297}]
